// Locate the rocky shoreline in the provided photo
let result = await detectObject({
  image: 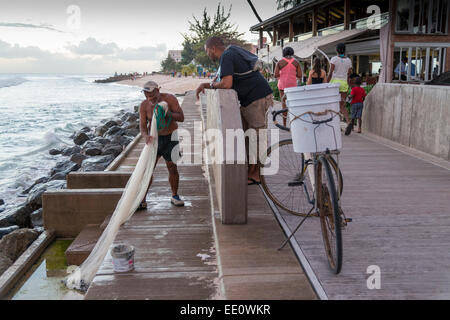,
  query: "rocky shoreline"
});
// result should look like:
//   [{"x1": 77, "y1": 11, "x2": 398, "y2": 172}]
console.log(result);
[{"x1": 0, "y1": 104, "x2": 141, "y2": 276}]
